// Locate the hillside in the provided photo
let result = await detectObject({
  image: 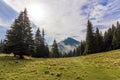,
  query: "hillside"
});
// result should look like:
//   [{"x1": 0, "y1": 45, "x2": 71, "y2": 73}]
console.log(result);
[{"x1": 0, "y1": 50, "x2": 120, "y2": 80}]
